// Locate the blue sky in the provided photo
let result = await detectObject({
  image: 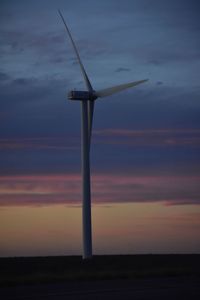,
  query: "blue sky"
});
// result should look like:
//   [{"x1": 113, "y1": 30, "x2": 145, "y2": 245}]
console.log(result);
[
  {"x1": 0, "y1": 0, "x2": 200, "y2": 256},
  {"x1": 0, "y1": 0, "x2": 200, "y2": 202}
]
